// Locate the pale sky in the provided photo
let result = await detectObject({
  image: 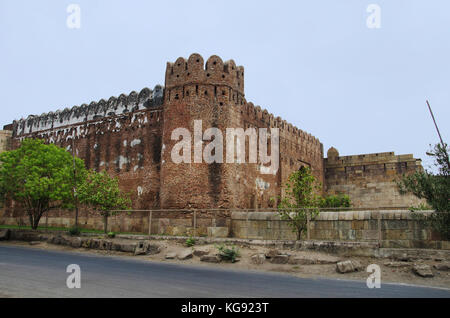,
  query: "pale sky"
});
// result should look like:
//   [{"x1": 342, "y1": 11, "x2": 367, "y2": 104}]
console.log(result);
[{"x1": 1, "y1": 0, "x2": 448, "y2": 170}]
